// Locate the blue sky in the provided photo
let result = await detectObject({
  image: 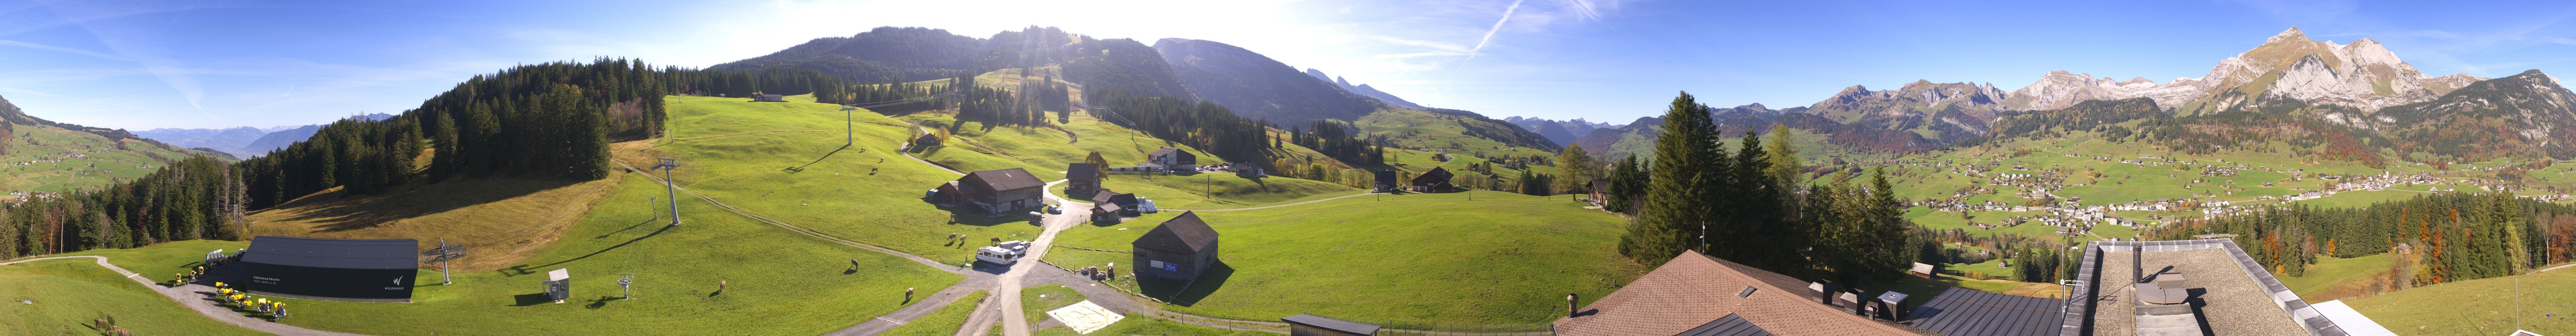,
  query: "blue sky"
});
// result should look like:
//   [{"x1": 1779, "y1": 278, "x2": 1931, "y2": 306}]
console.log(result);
[{"x1": 7, "y1": 0, "x2": 2576, "y2": 130}]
